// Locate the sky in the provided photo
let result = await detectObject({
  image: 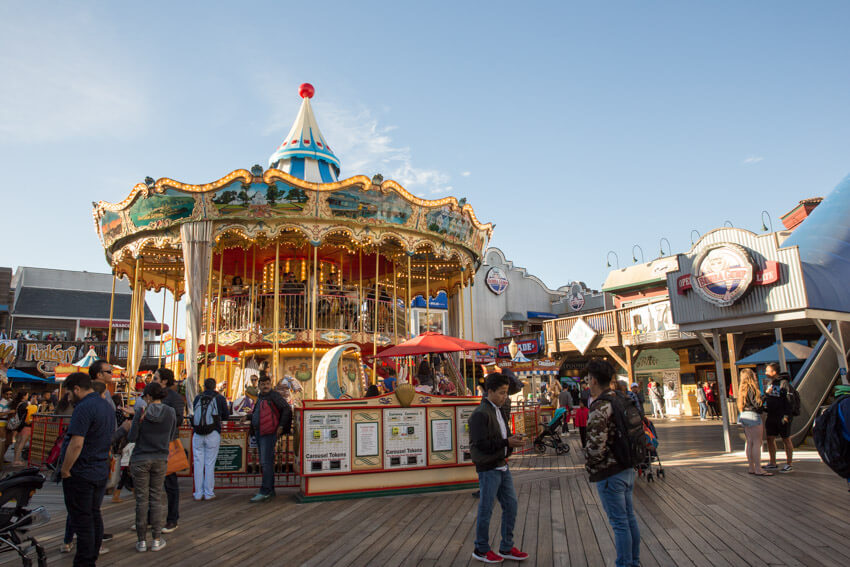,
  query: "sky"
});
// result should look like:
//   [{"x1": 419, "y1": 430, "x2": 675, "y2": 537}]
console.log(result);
[{"x1": 2, "y1": 1, "x2": 850, "y2": 329}]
